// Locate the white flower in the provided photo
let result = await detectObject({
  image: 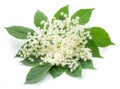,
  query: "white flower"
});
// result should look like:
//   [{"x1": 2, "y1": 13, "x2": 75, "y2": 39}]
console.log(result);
[{"x1": 18, "y1": 13, "x2": 92, "y2": 71}]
